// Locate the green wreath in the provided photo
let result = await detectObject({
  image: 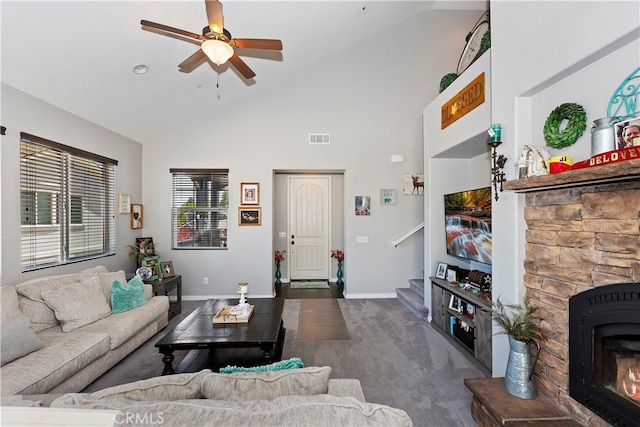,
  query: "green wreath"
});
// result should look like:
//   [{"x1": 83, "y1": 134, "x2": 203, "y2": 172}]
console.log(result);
[{"x1": 543, "y1": 103, "x2": 587, "y2": 149}]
